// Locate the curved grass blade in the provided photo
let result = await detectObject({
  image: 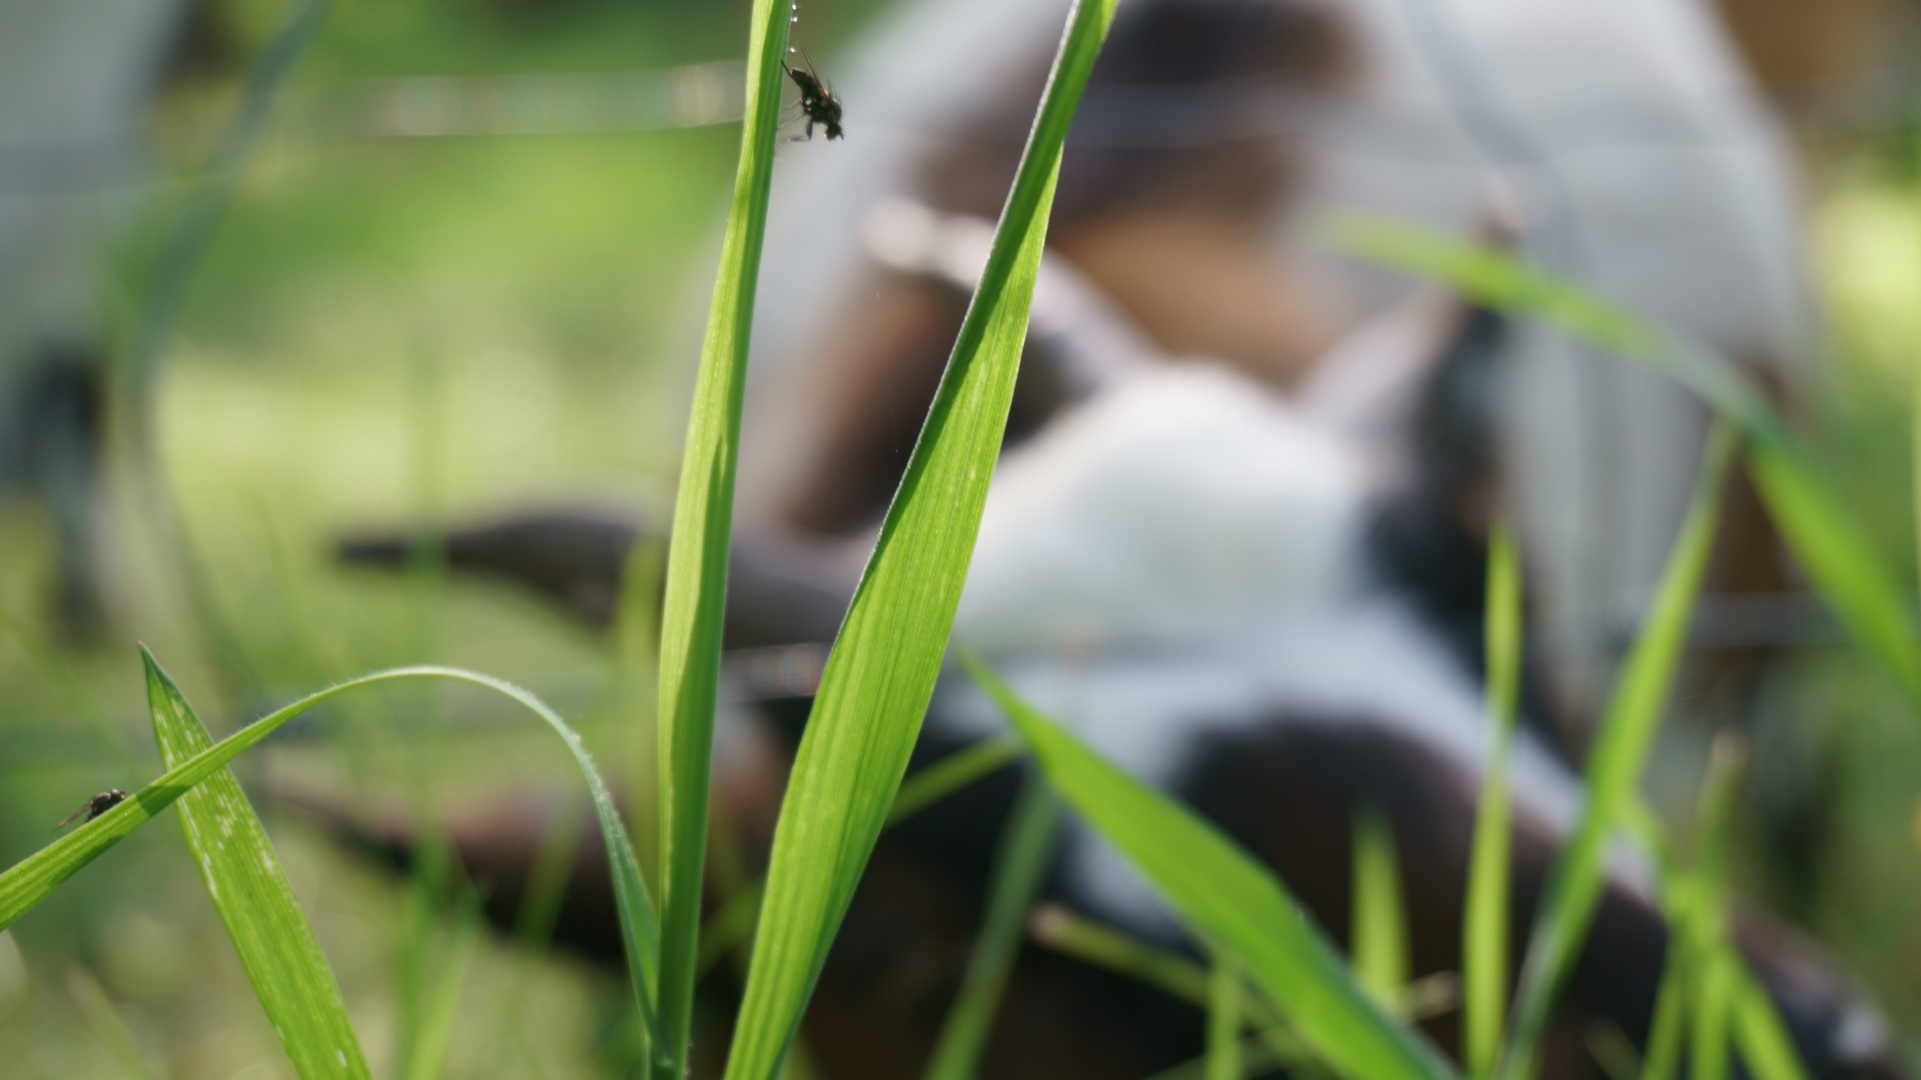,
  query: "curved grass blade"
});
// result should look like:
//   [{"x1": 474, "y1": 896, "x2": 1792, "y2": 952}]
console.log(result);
[
  {"x1": 922, "y1": 774, "x2": 1062, "y2": 1080},
  {"x1": 652, "y1": 0, "x2": 798, "y2": 1066},
  {"x1": 718, "y1": 2, "x2": 1120, "y2": 1078},
  {"x1": 1324, "y1": 215, "x2": 1921, "y2": 717},
  {"x1": 1497, "y1": 427, "x2": 1735, "y2": 1080},
  {"x1": 0, "y1": 662, "x2": 659, "y2": 1053},
  {"x1": 965, "y1": 654, "x2": 1459, "y2": 1080},
  {"x1": 1463, "y1": 522, "x2": 1522, "y2": 1080},
  {"x1": 144, "y1": 649, "x2": 371, "y2": 1079}
]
